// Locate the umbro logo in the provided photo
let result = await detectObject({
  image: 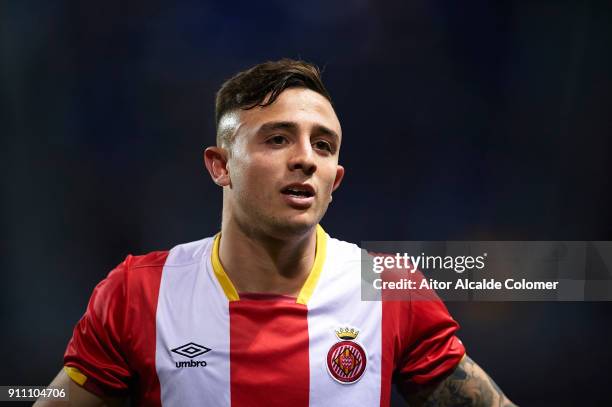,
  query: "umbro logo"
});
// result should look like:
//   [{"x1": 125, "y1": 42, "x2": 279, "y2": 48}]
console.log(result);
[
  {"x1": 171, "y1": 342, "x2": 211, "y2": 368},
  {"x1": 171, "y1": 342, "x2": 211, "y2": 358}
]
